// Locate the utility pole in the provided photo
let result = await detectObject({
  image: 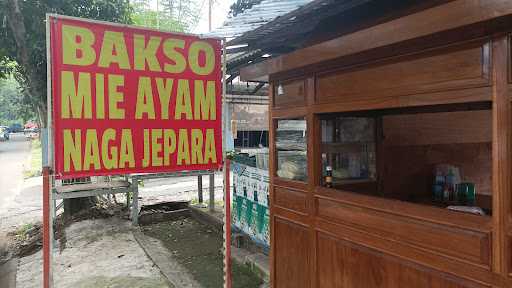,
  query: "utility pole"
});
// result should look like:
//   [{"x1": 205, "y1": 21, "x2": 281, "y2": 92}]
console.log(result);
[{"x1": 209, "y1": 0, "x2": 212, "y2": 32}]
